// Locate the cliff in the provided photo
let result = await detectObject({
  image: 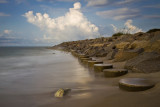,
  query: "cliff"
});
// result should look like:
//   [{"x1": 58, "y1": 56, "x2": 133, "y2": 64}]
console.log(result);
[{"x1": 52, "y1": 29, "x2": 160, "y2": 73}]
